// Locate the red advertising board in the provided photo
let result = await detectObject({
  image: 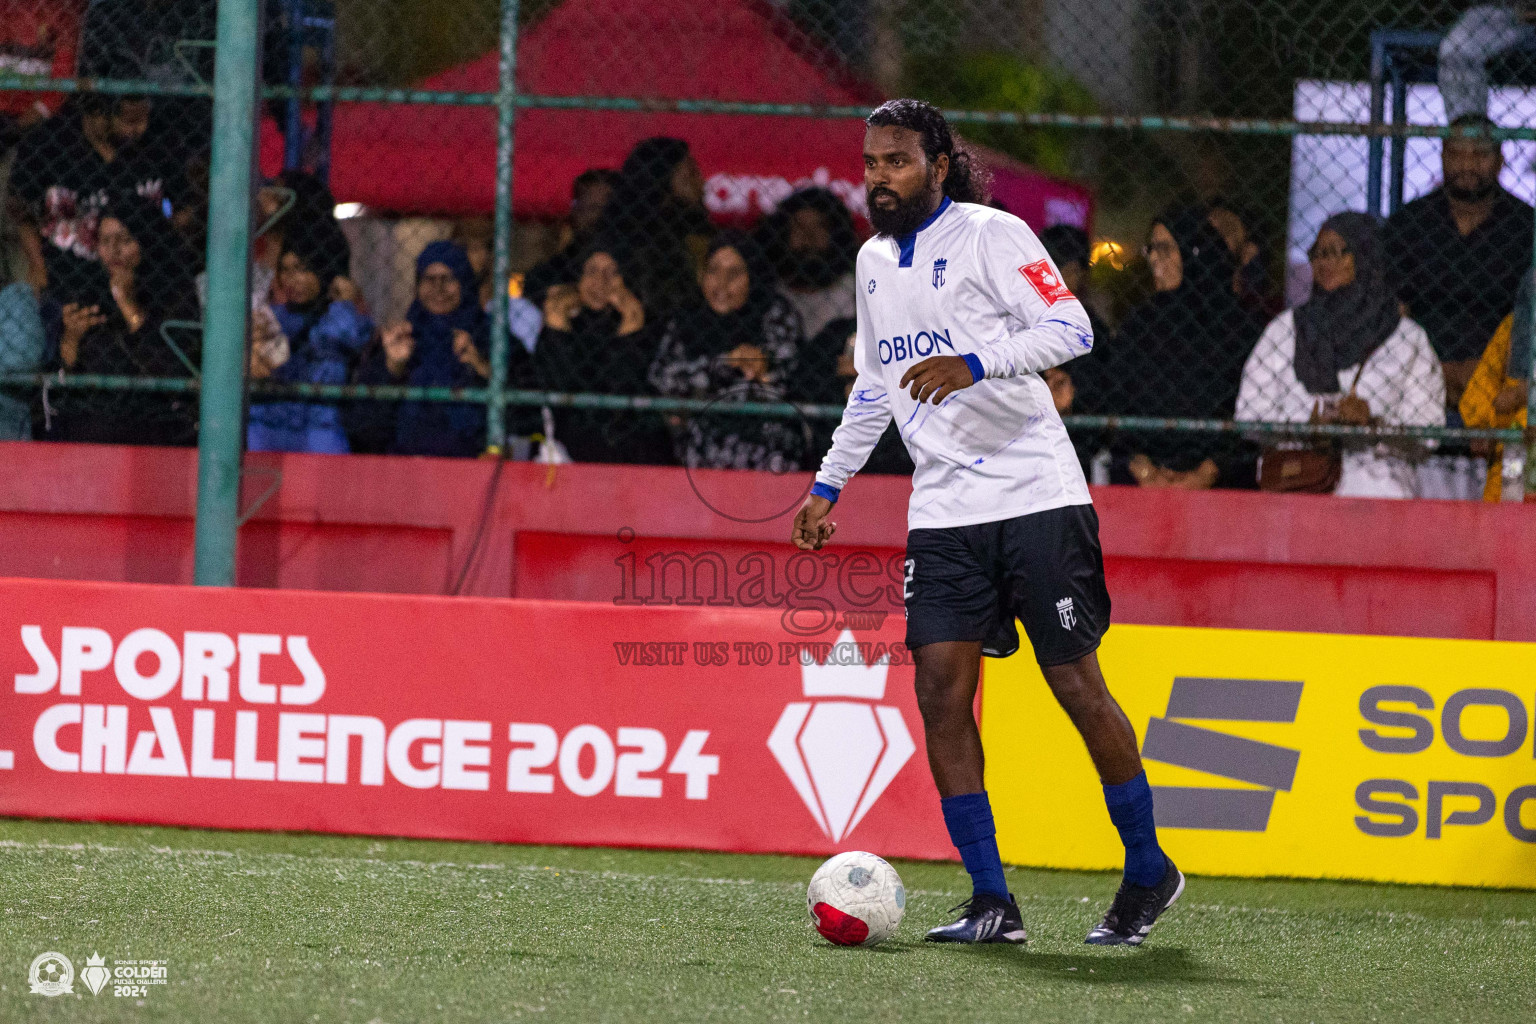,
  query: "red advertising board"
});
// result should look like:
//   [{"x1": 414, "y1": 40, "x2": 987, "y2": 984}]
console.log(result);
[{"x1": 0, "y1": 578, "x2": 953, "y2": 860}]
